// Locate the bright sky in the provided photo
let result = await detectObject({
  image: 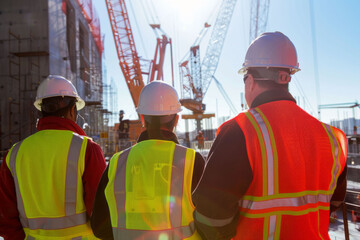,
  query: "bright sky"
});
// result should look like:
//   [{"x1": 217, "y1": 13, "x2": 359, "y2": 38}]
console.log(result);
[{"x1": 94, "y1": 0, "x2": 360, "y2": 132}]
